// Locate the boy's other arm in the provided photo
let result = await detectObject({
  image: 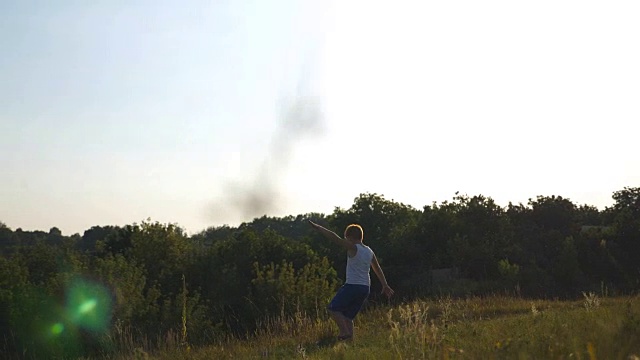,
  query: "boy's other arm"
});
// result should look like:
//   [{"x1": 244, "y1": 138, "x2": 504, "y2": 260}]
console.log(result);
[
  {"x1": 371, "y1": 254, "x2": 394, "y2": 298},
  {"x1": 308, "y1": 220, "x2": 356, "y2": 252}
]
